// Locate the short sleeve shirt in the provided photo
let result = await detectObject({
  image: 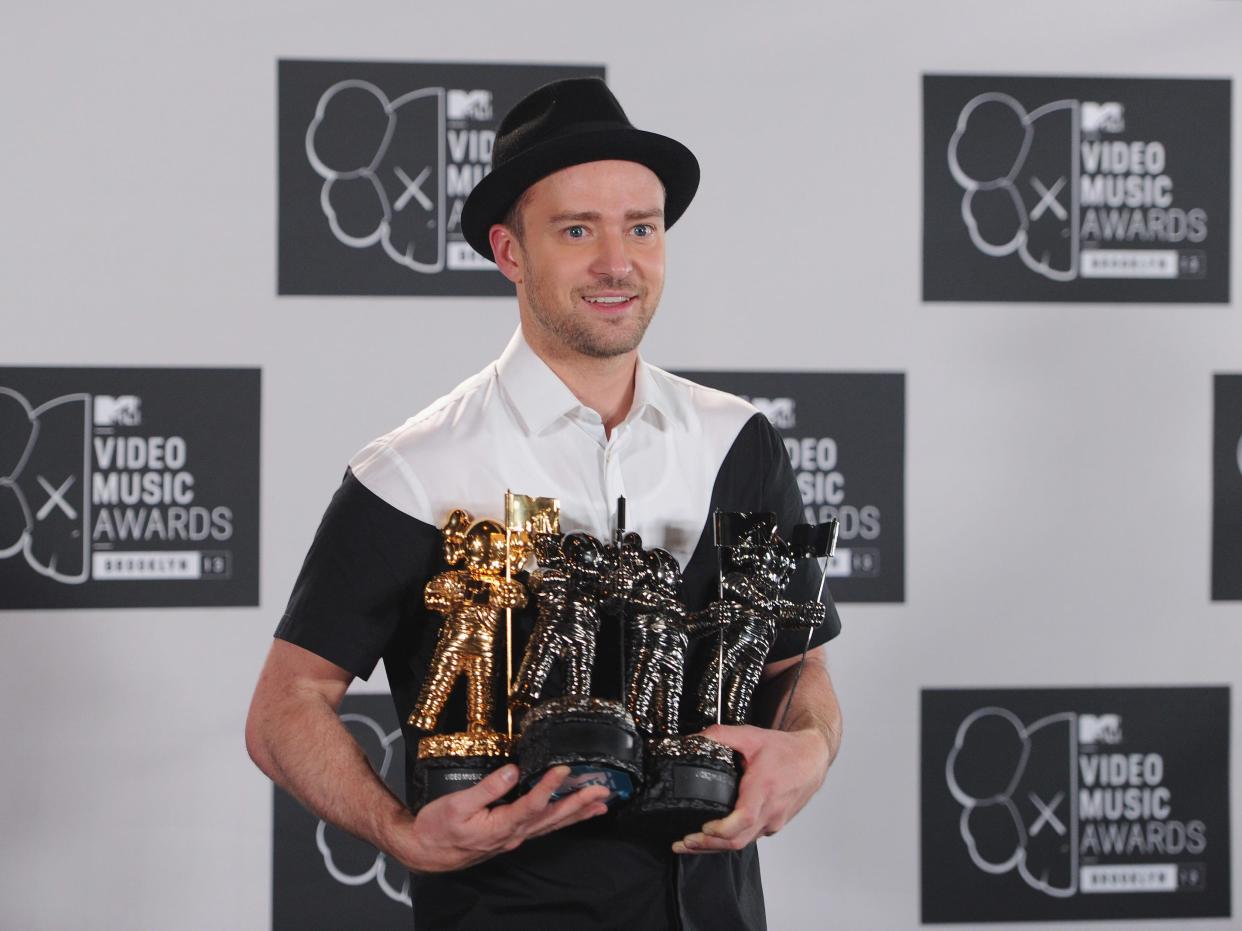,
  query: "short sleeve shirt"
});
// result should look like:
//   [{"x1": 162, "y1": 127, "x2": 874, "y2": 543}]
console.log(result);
[{"x1": 276, "y1": 328, "x2": 842, "y2": 930}]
